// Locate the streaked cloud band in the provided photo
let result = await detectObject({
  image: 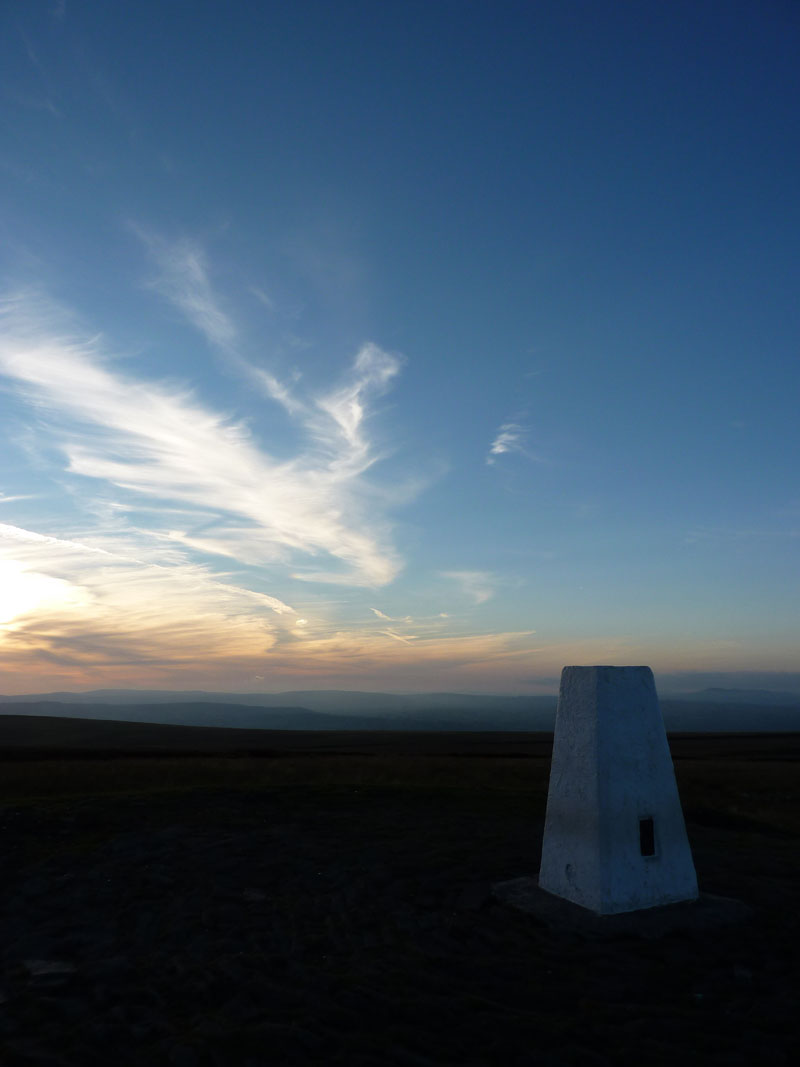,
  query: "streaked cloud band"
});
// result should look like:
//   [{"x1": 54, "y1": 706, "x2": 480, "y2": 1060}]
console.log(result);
[{"x1": 0, "y1": 291, "x2": 402, "y2": 587}]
